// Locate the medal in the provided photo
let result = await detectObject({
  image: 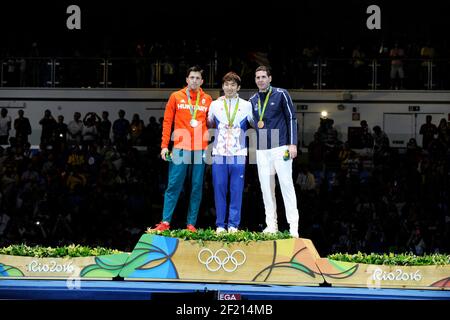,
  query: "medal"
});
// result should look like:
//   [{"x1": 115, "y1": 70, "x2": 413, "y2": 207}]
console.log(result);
[
  {"x1": 186, "y1": 88, "x2": 201, "y2": 128},
  {"x1": 190, "y1": 119, "x2": 199, "y2": 128},
  {"x1": 257, "y1": 86, "x2": 272, "y2": 129},
  {"x1": 223, "y1": 96, "x2": 239, "y2": 129}
]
